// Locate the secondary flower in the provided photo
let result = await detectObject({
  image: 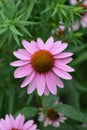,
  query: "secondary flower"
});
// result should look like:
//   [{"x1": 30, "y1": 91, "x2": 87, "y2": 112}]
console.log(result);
[
  {"x1": 52, "y1": 22, "x2": 65, "y2": 37},
  {"x1": 69, "y1": 0, "x2": 87, "y2": 28},
  {"x1": 81, "y1": 12, "x2": 87, "y2": 28},
  {"x1": 11, "y1": 36, "x2": 74, "y2": 96},
  {"x1": 69, "y1": 0, "x2": 87, "y2": 7},
  {"x1": 0, "y1": 114, "x2": 37, "y2": 130},
  {"x1": 38, "y1": 102, "x2": 67, "y2": 128}
]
